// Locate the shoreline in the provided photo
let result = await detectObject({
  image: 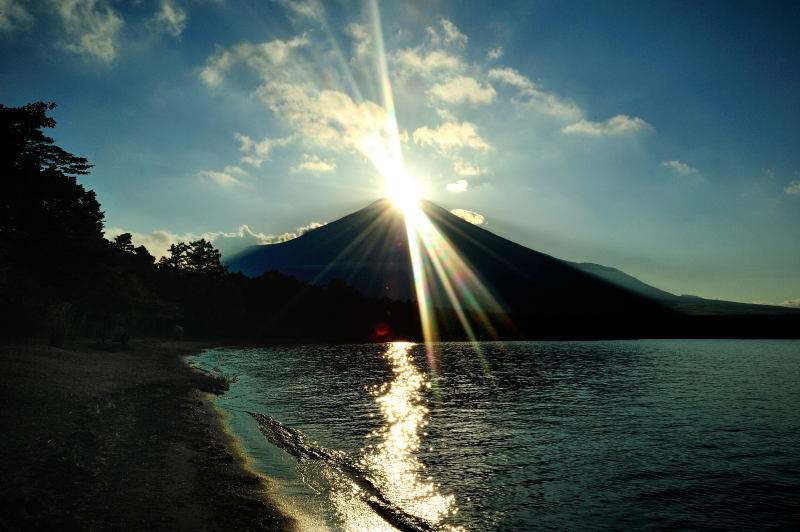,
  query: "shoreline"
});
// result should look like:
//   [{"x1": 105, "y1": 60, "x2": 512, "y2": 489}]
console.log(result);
[{"x1": 0, "y1": 338, "x2": 296, "y2": 531}]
